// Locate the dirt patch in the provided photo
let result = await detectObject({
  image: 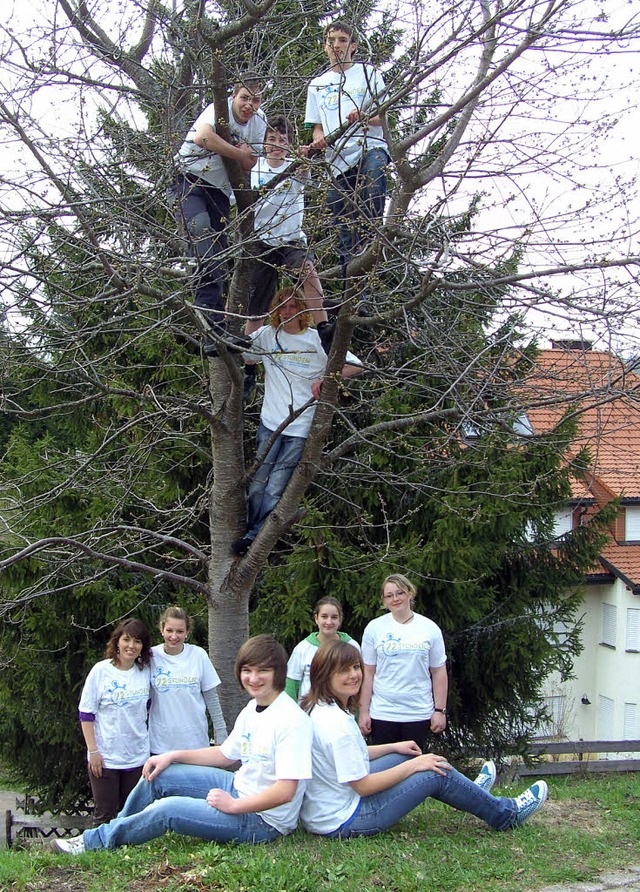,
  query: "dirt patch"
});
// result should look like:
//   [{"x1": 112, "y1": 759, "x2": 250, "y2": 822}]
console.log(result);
[{"x1": 538, "y1": 797, "x2": 607, "y2": 834}]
